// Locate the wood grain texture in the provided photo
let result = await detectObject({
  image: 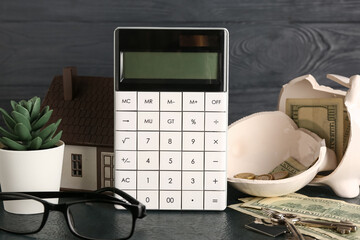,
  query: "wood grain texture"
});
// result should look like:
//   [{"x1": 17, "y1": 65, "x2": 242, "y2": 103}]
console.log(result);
[{"x1": 1, "y1": 0, "x2": 360, "y2": 23}]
